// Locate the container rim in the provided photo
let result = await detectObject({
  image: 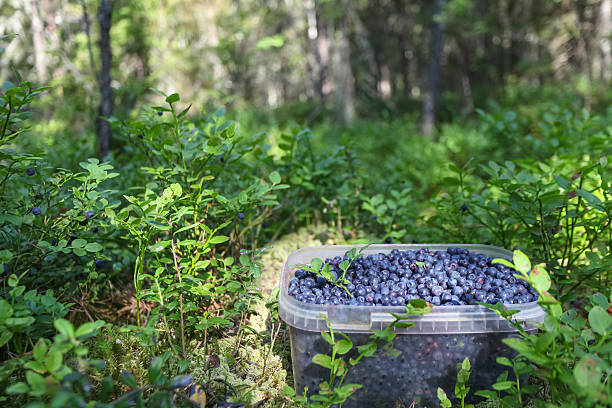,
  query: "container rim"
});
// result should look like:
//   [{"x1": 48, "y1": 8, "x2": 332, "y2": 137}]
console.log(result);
[{"x1": 278, "y1": 244, "x2": 546, "y2": 334}]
